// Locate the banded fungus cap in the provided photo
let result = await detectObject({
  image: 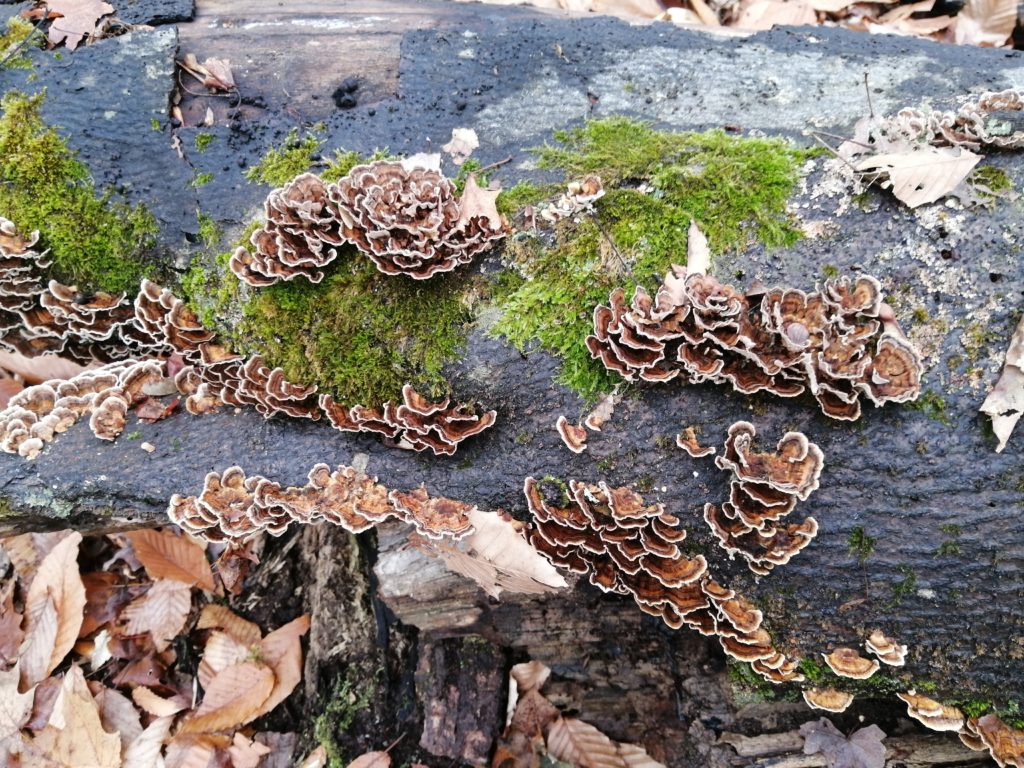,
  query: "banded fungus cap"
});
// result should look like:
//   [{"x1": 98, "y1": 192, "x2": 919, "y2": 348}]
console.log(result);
[
  {"x1": 556, "y1": 415, "x2": 588, "y2": 454},
  {"x1": 864, "y1": 629, "x2": 908, "y2": 667},
  {"x1": 897, "y1": 691, "x2": 965, "y2": 733},
  {"x1": 822, "y1": 647, "x2": 880, "y2": 680},
  {"x1": 803, "y1": 687, "x2": 855, "y2": 713}
]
